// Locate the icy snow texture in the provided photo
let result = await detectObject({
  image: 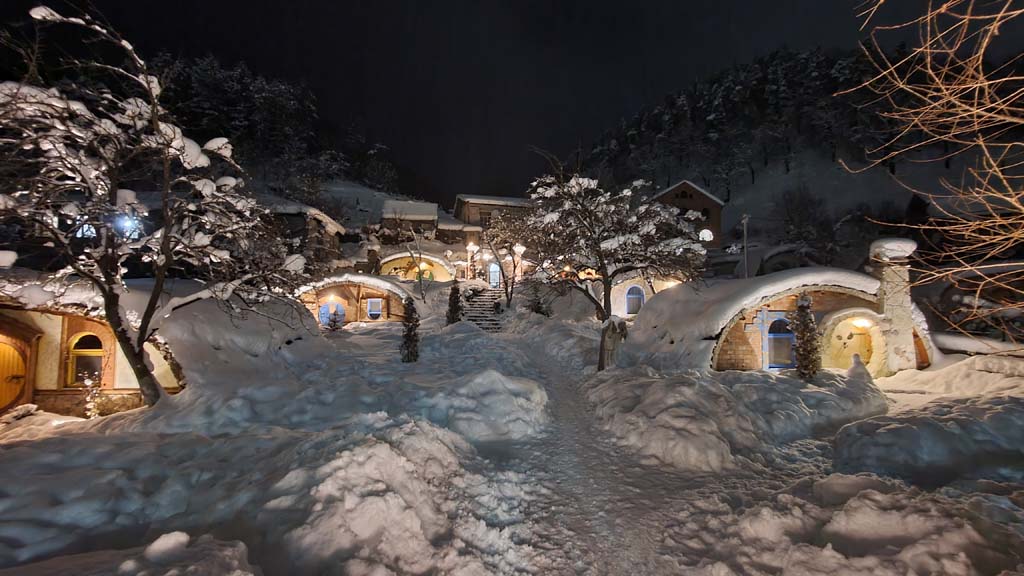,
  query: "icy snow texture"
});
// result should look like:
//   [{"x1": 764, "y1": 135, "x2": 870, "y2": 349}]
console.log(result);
[
  {"x1": 0, "y1": 251, "x2": 15, "y2": 269},
  {"x1": 0, "y1": 534, "x2": 256, "y2": 576},
  {"x1": 0, "y1": 415, "x2": 532, "y2": 573},
  {"x1": 583, "y1": 367, "x2": 887, "y2": 471},
  {"x1": 837, "y1": 356, "x2": 1024, "y2": 484},
  {"x1": 621, "y1": 267, "x2": 881, "y2": 370},
  {"x1": 869, "y1": 237, "x2": 918, "y2": 260}
]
